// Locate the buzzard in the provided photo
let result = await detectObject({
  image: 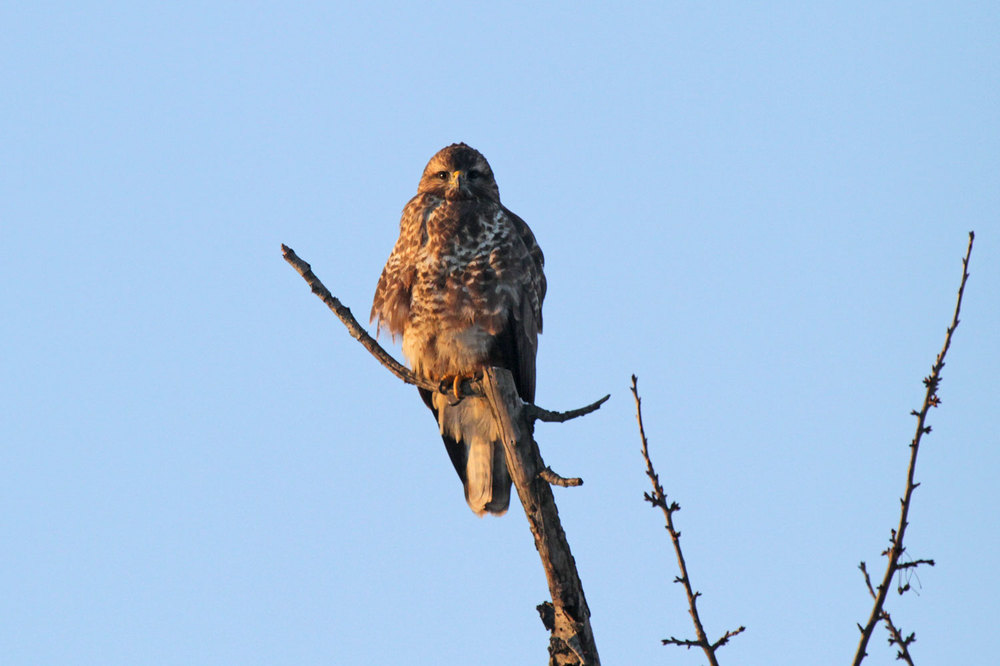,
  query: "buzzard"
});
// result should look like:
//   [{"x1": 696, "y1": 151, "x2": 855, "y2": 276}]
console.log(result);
[{"x1": 371, "y1": 143, "x2": 546, "y2": 516}]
